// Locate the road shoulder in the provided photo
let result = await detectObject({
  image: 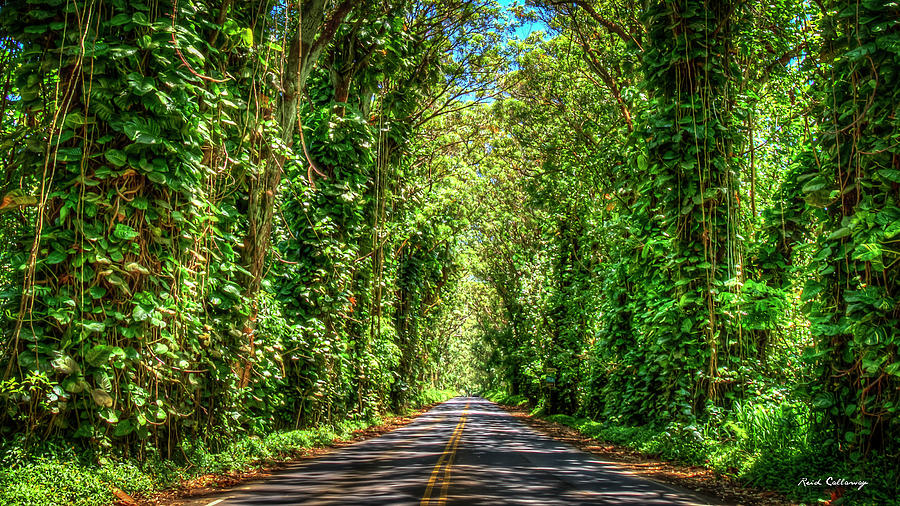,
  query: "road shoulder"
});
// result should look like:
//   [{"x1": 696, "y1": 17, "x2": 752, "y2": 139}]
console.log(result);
[
  {"x1": 494, "y1": 402, "x2": 796, "y2": 506},
  {"x1": 141, "y1": 405, "x2": 438, "y2": 506}
]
